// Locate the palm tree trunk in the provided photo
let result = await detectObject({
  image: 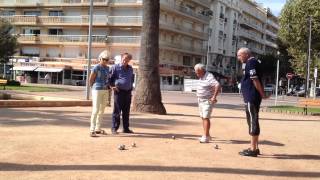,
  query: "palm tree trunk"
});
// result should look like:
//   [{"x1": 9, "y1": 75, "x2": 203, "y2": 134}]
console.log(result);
[{"x1": 132, "y1": 0, "x2": 166, "y2": 114}]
